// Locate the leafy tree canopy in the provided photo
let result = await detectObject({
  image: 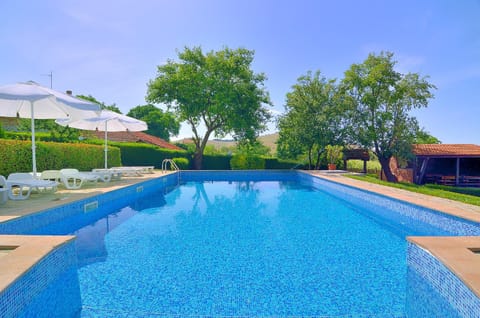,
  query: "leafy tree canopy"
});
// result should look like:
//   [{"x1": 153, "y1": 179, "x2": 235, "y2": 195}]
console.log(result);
[
  {"x1": 236, "y1": 139, "x2": 271, "y2": 157},
  {"x1": 127, "y1": 104, "x2": 180, "y2": 141},
  {"x1": 277, "y1": 70, "x2": 346, "y2": 169},
  {"x1": 76, "y1": 94, "x2": 122, "y2": 113},
  {"x1": 340, "y1": 51, "x2": 436, "y2": 182},
  {"x1": 415, "y1": 128, "x2": 441, "y2": 144},
  {"x1": 146, "y1": 46, "x2": 272, "y2": 169}
]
